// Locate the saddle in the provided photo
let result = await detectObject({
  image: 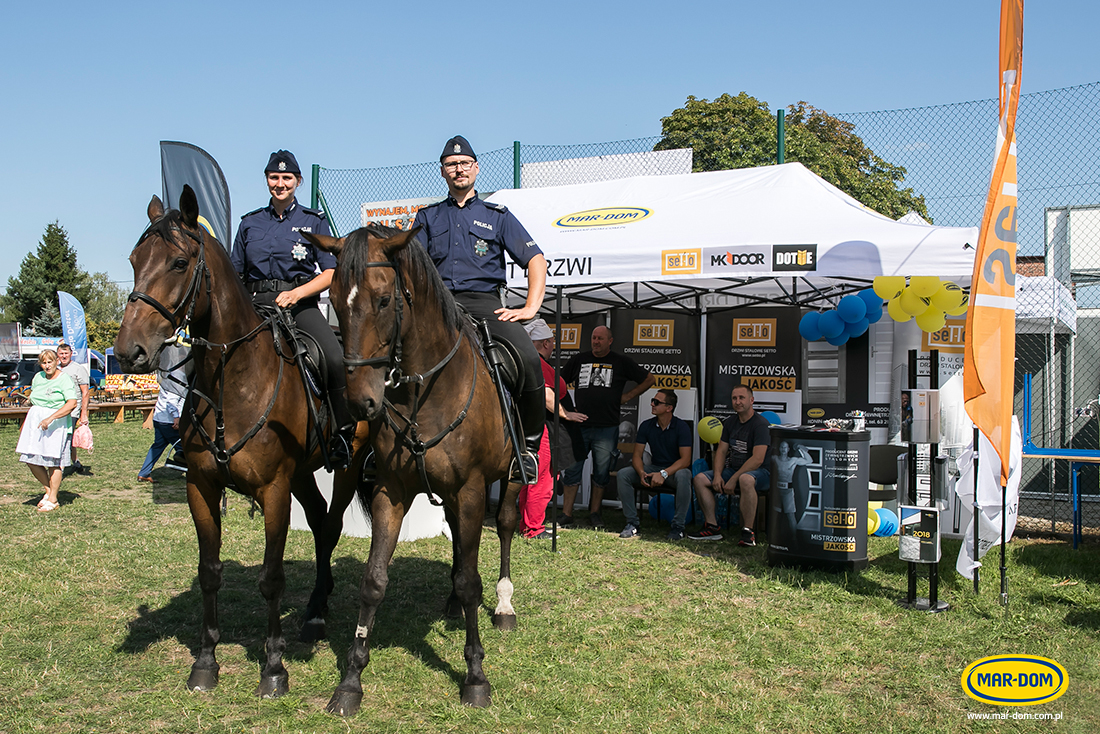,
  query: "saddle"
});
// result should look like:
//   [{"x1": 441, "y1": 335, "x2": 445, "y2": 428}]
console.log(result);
[
  {"x1": 258, "y1": 303, "x2": 328, "y2": 400},
  {"x1": 460, "y1": 311, "x2": 525, "y2": 395}
]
